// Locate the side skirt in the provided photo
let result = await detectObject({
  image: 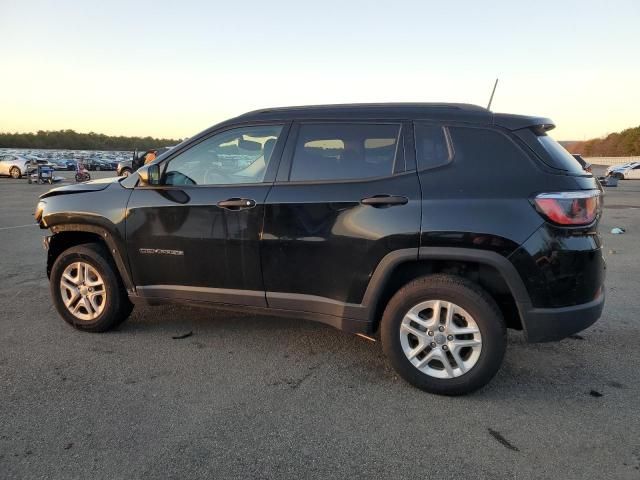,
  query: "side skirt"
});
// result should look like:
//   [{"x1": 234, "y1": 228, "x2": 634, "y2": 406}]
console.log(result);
[{"x1": 130, "y1": 290, "x2": 373, "y2": 334}]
